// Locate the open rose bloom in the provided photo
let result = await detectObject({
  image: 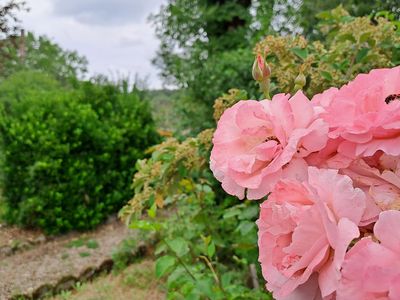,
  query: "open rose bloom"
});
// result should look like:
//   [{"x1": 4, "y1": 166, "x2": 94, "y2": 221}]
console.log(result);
[
  {"x1": 210, "y1": 91, "x2": 328, "y2": 199},
  {"x1": 312, "y1": 66, "x2": 400, "y2": 158},
  {"x1": 337, "y1": 210, "x2": 400, "y2": 300},
  {"x1": 210, "y1": 66, "x2": 400, "y2": 299},
  {"x1": 258, "y1": 167, "x2": 365, "y2": 299}
]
